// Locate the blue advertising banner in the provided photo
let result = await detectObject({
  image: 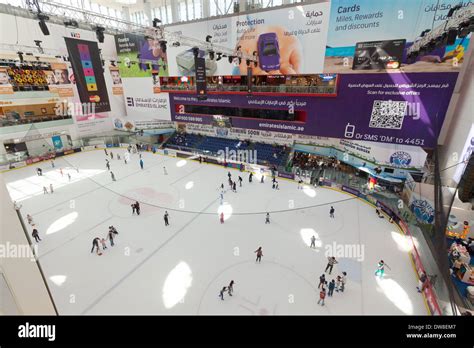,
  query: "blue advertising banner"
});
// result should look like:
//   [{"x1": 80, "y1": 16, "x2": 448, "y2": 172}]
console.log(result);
[{"x1": 52, "y1": 135, "x2": 63, "y2": 150}]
